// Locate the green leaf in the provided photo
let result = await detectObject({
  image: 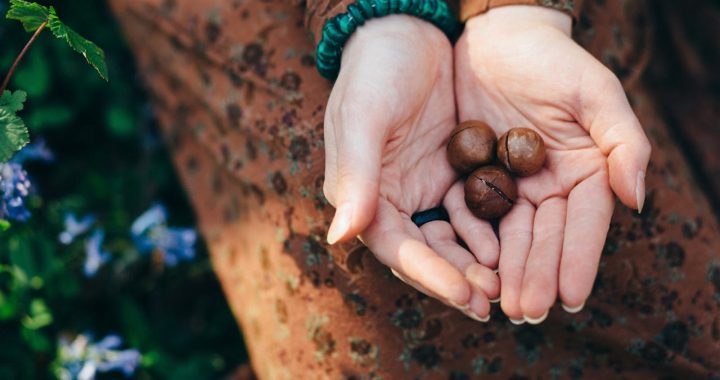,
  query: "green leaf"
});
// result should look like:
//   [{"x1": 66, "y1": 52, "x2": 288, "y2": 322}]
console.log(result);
[
  {"x1": 0, "y1": 106, "x2": 30, "y2": 162},
  {"x1": 21, "y1": 326, "x2": 51, "y2": 352},
  {"x1": 106, "y1": 105, "x2": 137, "y2": 137},
  {"x1": 0, "y1": 90, "x2": 27, "y2": 112},
  {"x1": 21, "y1": 298, "x2": 53, "y2": 330},
  {"x1": 0, "y1": 220, "x2": 10, "y2": 231},
  {"x1": 47, "y1": 7, "x2": 108, "y2": 81},
  {"x1": 9, "y1": 237, "x2": 35, "y2": 279},
  {"x1": 5, "y1": 0, "x2": 50, "y2": 32}
]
